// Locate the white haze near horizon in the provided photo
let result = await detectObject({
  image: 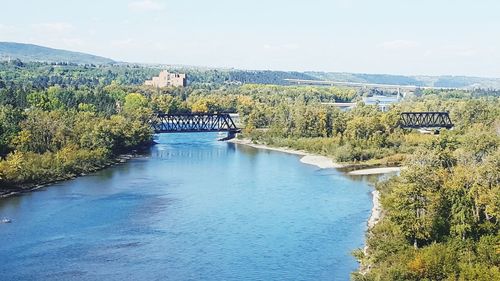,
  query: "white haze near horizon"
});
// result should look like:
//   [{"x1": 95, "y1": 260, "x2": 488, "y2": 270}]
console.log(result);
[{"x1": 1, "y1": 0, "x2": 500, "y2": 78}]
